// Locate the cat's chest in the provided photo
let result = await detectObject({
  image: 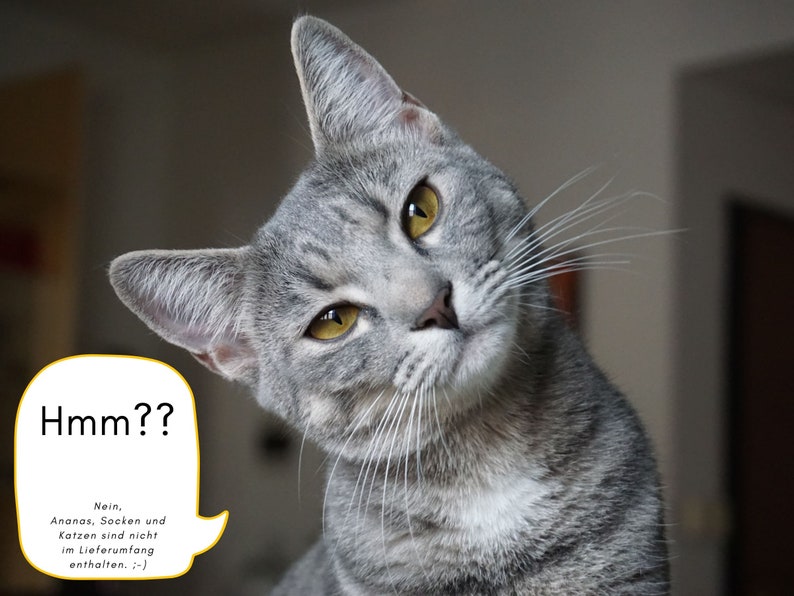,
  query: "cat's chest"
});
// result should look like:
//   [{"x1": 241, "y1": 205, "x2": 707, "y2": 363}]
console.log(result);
[
  {"x1": 347, "y1": 472, "x2": 557, "y2": 589},
  {"x1": 442, "y1": 473, "x2": 556, "y2": 546},
  {"x1": 327, "y1": 467, "x2": 559, "y2": 591}
]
